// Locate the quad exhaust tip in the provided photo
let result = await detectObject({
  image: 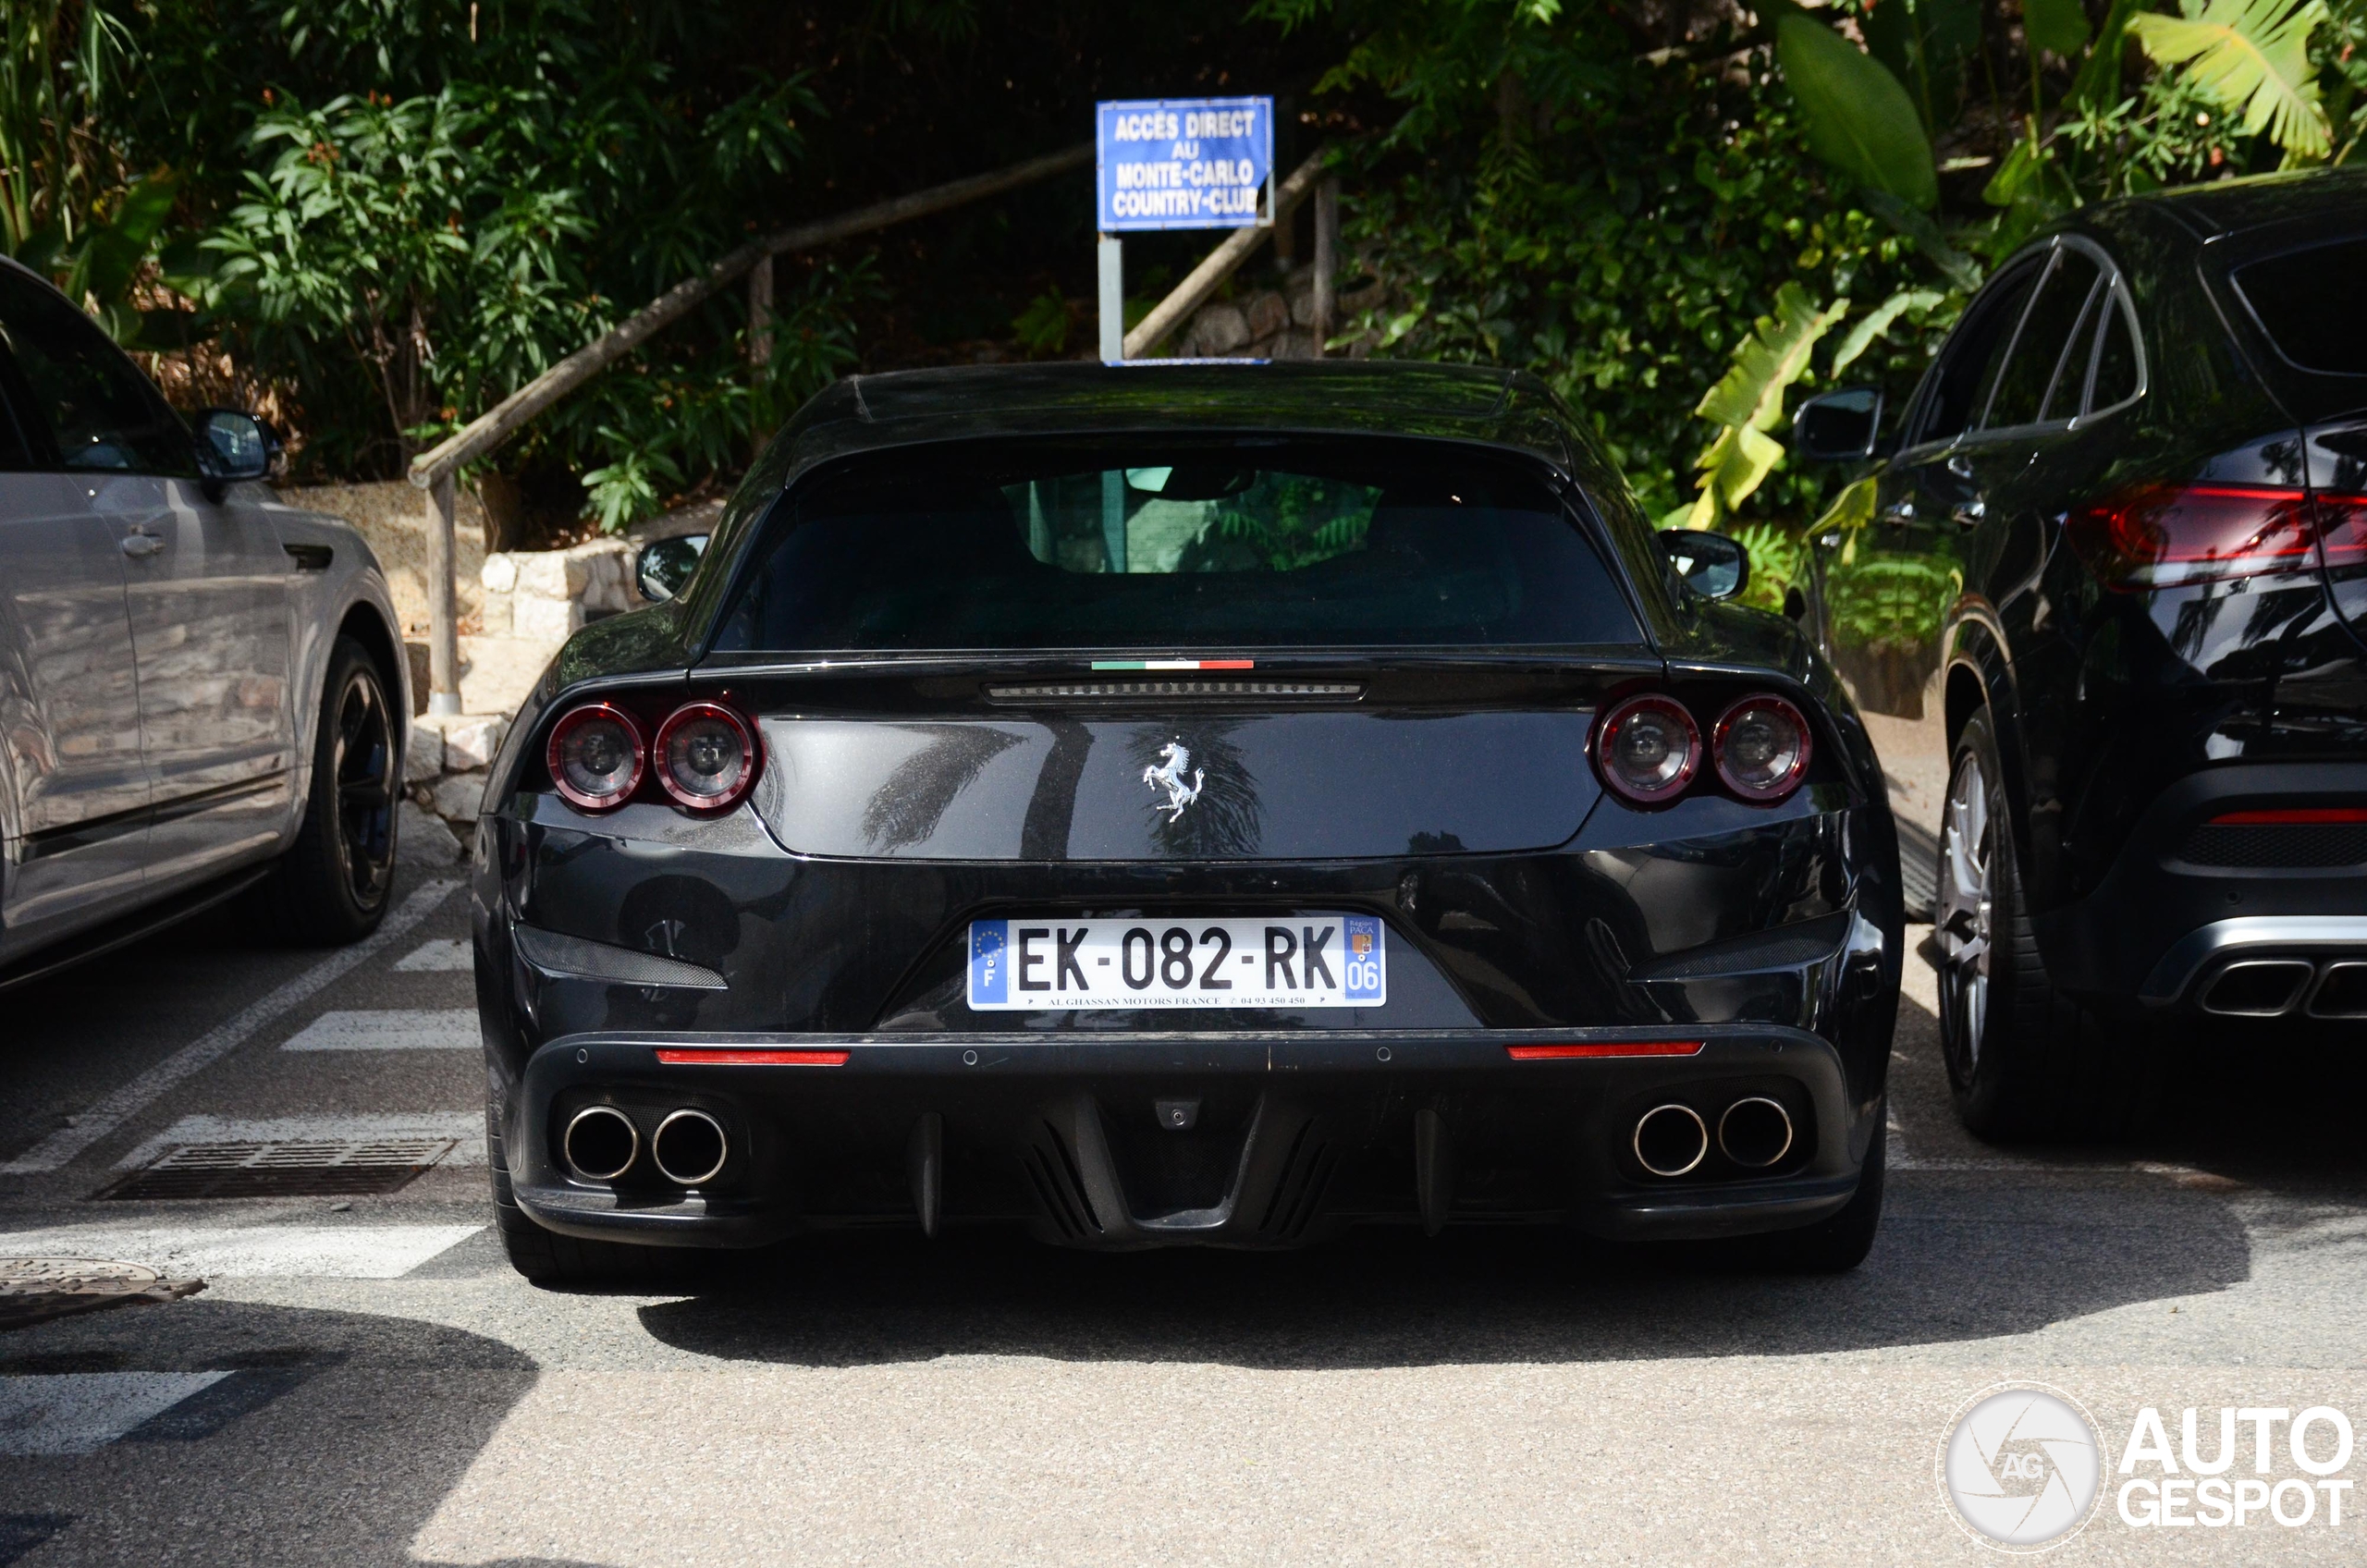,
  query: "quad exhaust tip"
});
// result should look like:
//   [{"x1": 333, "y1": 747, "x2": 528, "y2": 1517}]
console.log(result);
[
  {"x1": 652, "y1": 1109, "x2": 729, "y2": 1187},
  {"x1": 1718, "y1": 1096, "x2": 1795, "y2": 1169},
  {"x1": 563, "y1": 1105, "x2": 639, "y2": 1182},
  {"x1": 2201, "y1": 959, "x2": 2318, "y2": 1018},
  {"x1": 1633, "y1": 1103, "x2": 1708, "y2": 1178},
  {"x1": 2308, "y1": 962, "x2": 2367, "y2": 1019}
]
